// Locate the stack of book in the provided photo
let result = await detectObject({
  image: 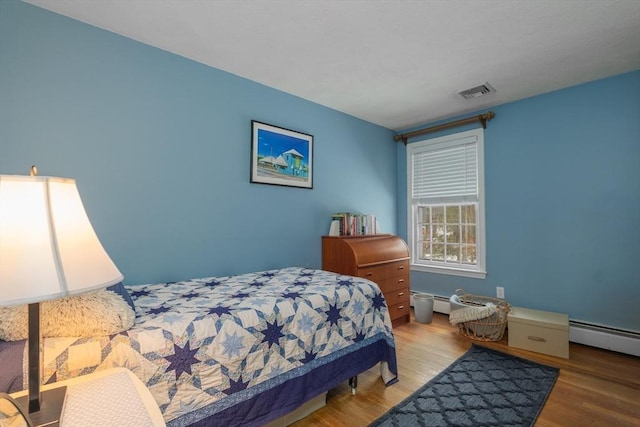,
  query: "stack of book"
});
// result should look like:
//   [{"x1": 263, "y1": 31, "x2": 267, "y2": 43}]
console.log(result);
[{"x1": 330, "y1": 213, "x2": 378, "y2": 236}]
